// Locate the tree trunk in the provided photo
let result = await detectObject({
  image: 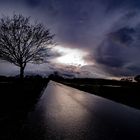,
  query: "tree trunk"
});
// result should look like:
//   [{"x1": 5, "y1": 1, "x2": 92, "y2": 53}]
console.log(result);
[{"x1": 20, "y1": 66, "x2": 24, "y2": 79}]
